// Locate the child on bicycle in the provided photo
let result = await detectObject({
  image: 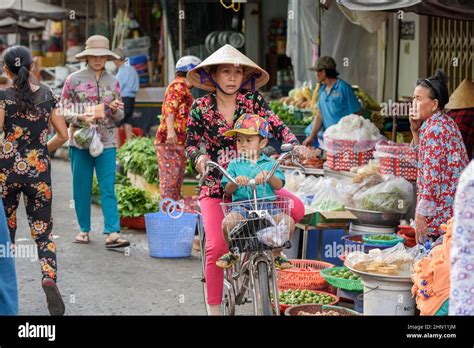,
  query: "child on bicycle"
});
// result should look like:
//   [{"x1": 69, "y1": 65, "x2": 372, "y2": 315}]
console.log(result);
[{"x1": 217, "y1": 113, "x2": 295, "y2": 270}]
